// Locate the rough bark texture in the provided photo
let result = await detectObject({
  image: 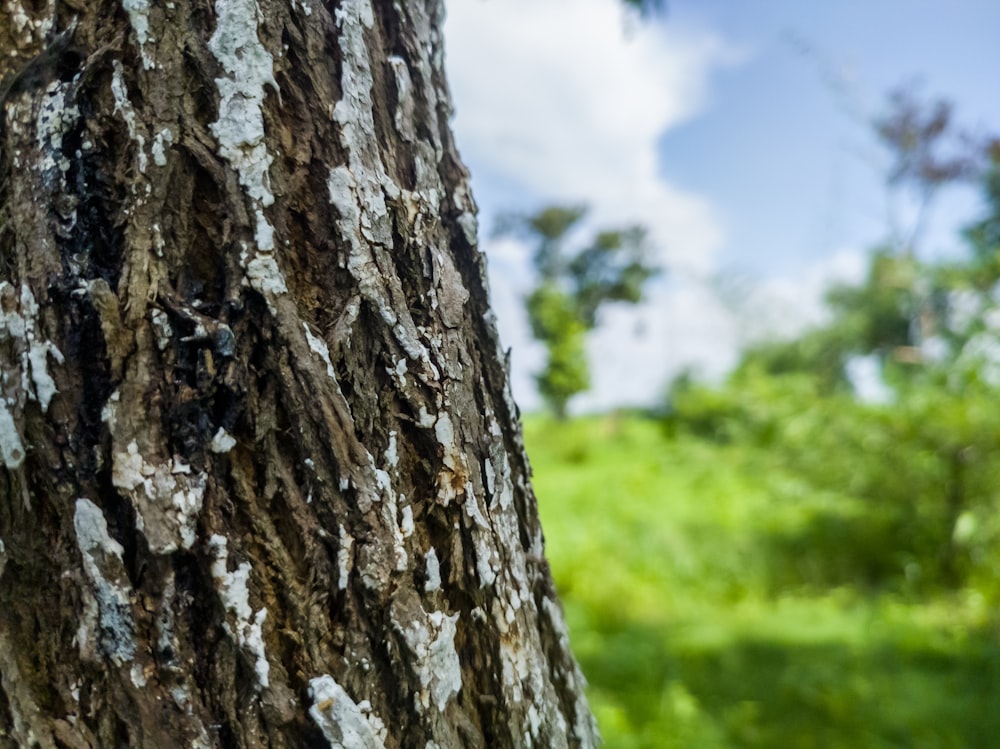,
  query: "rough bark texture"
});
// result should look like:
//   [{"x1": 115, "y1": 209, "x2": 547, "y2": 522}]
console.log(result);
[{"x1": 0, "y1": 1, "x2": 599, "y2": 746}]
